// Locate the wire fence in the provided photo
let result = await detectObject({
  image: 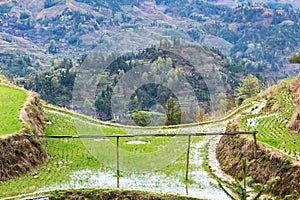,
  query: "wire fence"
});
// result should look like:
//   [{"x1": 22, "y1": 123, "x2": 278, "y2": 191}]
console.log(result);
[
  {"x1": 26, "y1": 131, "x2": 258, "y2": 183},
  {"x1": 1, "y1": 131, "x2": 258, "y2": 198}
]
